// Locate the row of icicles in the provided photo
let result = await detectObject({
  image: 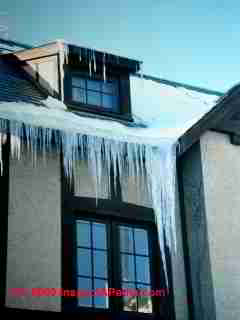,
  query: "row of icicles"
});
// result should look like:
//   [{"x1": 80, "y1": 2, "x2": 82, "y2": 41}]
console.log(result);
[
  {"x1": 0, "y1": 118, "x2": 177, "y2": 288},
  {"x1": 63, "y1": 43, "x2": 143, "y2": 82}
]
